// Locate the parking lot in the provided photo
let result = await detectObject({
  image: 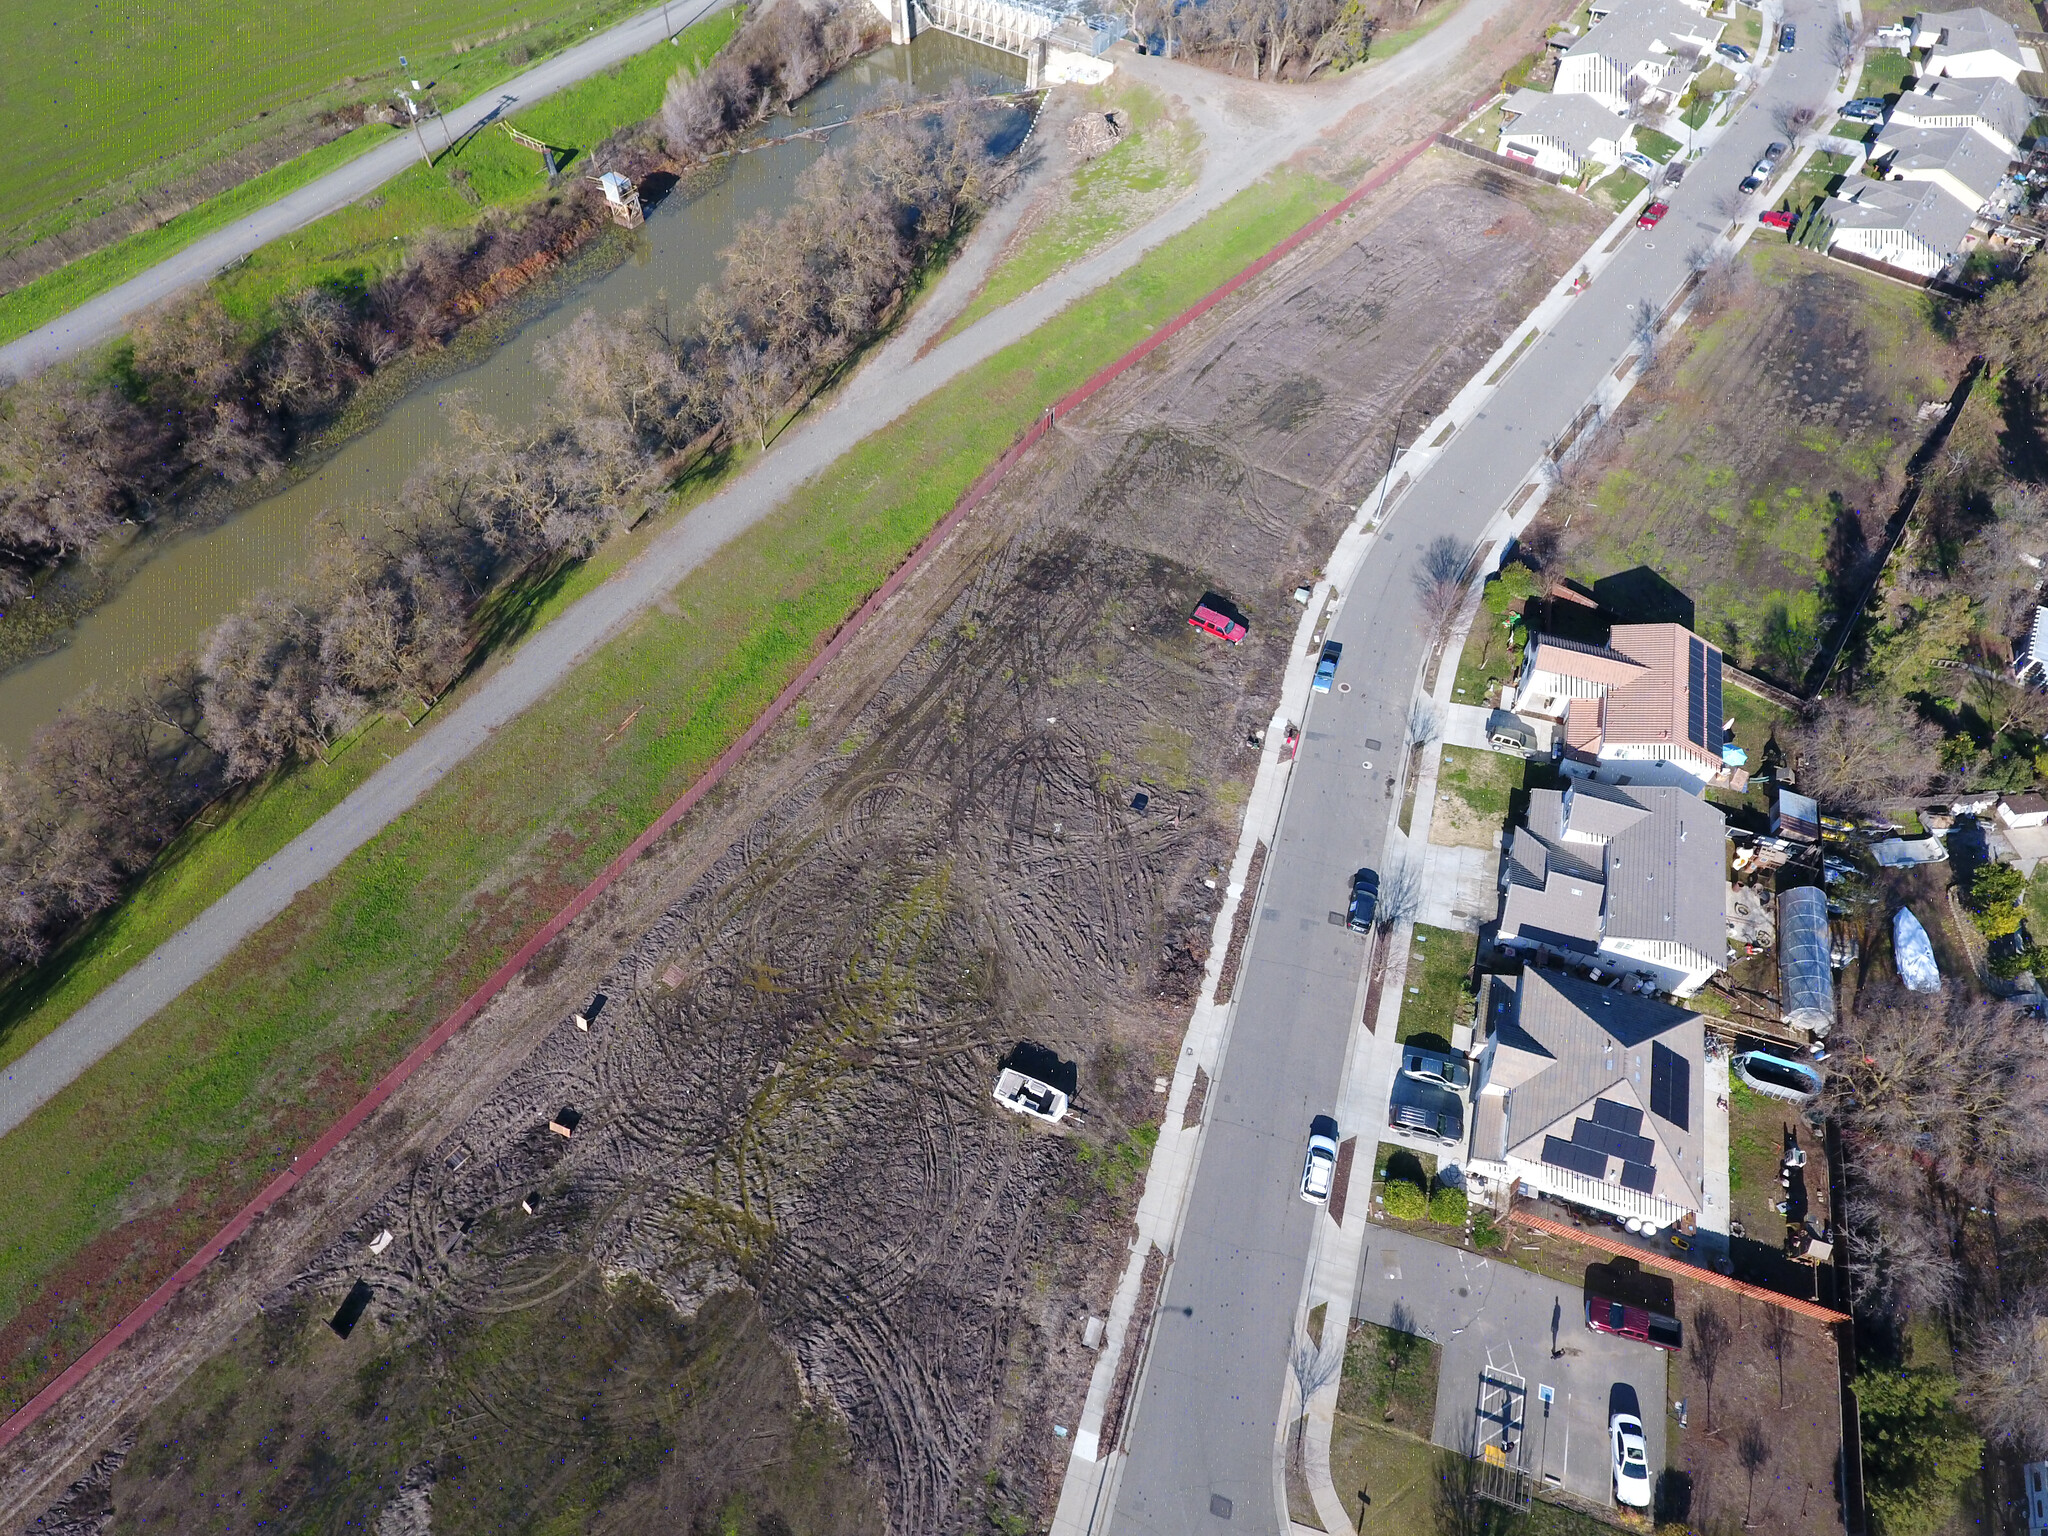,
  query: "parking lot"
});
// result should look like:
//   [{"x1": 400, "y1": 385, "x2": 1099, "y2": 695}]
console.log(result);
[{"x1": 1352, "y1": 1226, "x2": 1669, "y2": 1510}]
